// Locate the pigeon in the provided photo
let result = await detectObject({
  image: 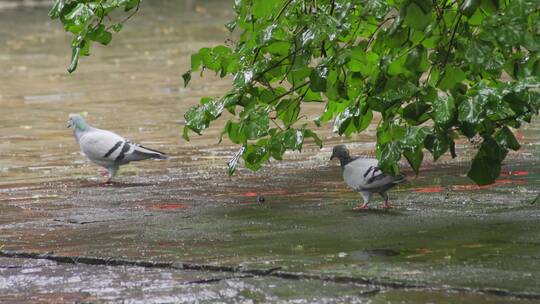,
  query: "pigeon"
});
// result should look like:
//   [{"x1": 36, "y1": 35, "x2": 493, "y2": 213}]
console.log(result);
[
  {"x1": 330, "y1": 145, "x2": 405, "y2": 210},
  {"x1": 67, "y1": 114, "x2": 167, "y2": 184}
]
